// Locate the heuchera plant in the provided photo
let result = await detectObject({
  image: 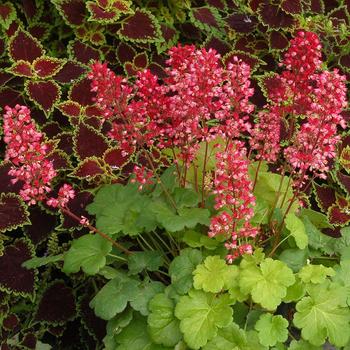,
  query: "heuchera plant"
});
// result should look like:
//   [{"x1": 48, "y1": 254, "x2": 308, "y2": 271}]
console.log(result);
[{"x1": 3, "y1": 31, "x2": 350, "y2": 349}]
